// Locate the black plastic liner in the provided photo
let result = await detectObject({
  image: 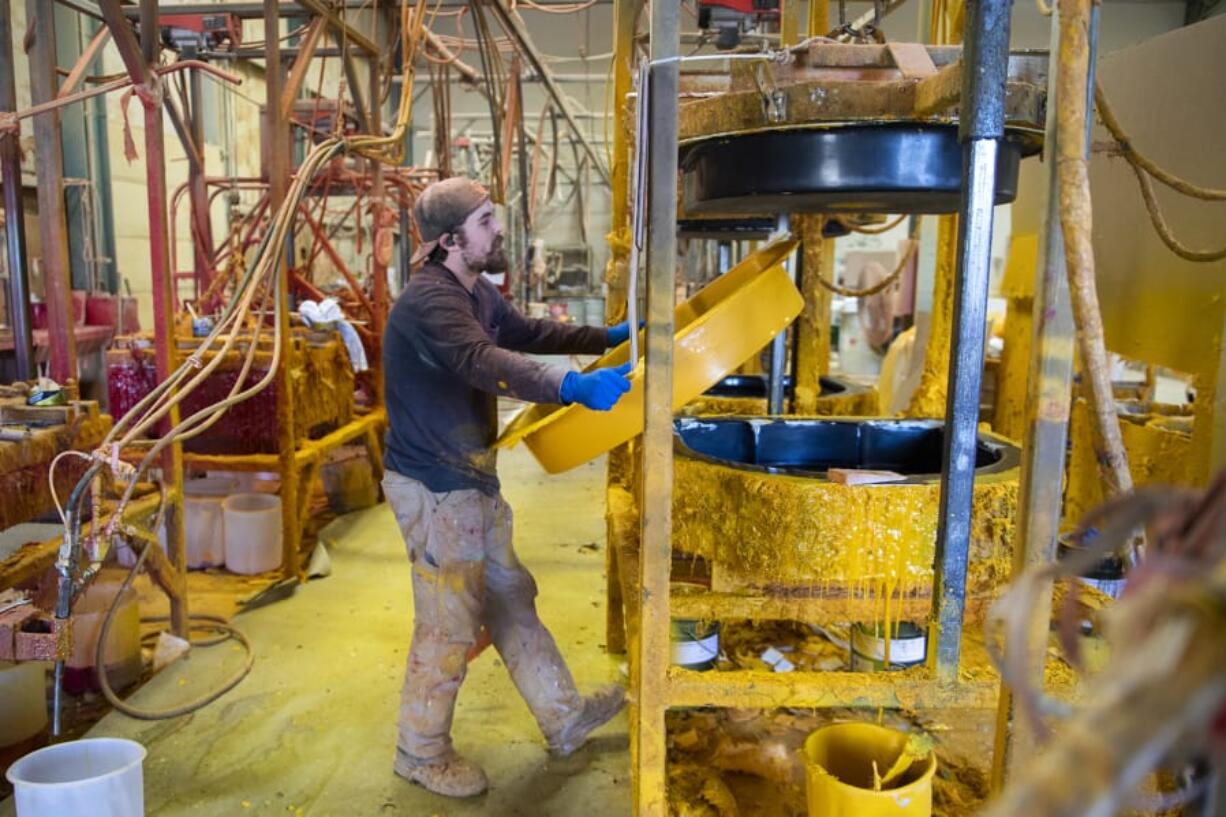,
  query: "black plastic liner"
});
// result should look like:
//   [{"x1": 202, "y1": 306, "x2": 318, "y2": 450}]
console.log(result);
[{"x1": 674, "y1": 416, "x2": 1019, "y2": 482}]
